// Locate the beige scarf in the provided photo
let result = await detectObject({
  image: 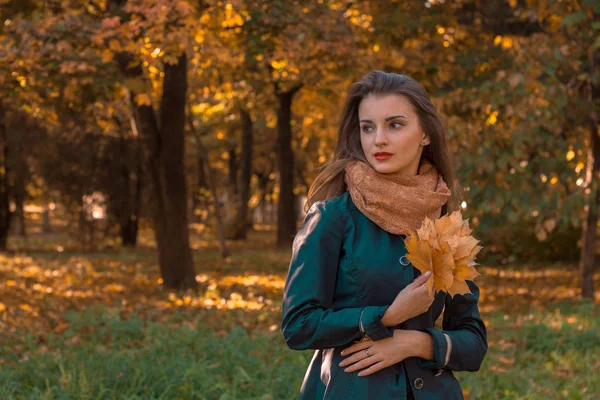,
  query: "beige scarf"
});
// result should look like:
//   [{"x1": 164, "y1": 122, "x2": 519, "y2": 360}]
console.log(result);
[{"x1": 344, "y1": 159, "x2": 451, "y2": 236}]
